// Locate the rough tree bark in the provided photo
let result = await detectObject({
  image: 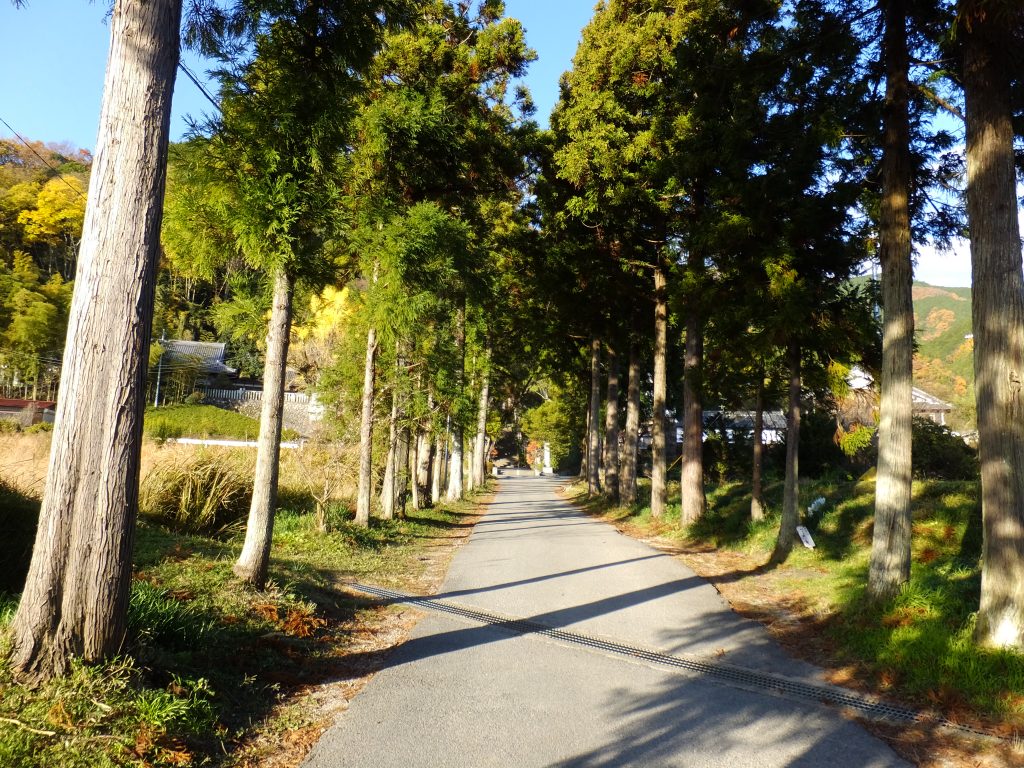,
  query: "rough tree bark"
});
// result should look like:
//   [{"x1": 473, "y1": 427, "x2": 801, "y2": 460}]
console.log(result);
[
  {"x1": 580, "y1": 405, "x2": 590, "y2": 480},
  {"x1": 962, "y1": 2, "x2": 1024, "y2": 648},
  {"x1": 10, "y1": 0, "x2": 182, "y2": 684},
  {"x1": 380, "y1": 386, "x2": 399, "y2": 520},
  {"x1": 619, "y1": 341, "x2": 641, "y2": 505},
  {"x1": 395, "y1": 423, "x2": 410, "y2": 519},
  {"x1": 651, "y1": 264, "x2": 668, "y2": 518},
  {"x1": 471, "y1": 345, "x2": 491, "y2": 489},
  {"x1": 681, "y1": 307, "x2": 706, "y2": 524},
  {"x1": 413, "y1": 429, "x2": 431, "y2": 509},
  {"x1": 587, "y1": 336, "x2": 602, "y2": 495},
  {"x1": 446, "y1": 306, "x2": 466, "y2": 501},
  {"x1": 751, "y1": 374, "x2": 766, "y2": 522},
  {"x1": 868, "y1": 0, "x2": 915, "y2": 601},
  {"x1": 234, "y1": 266, "x2": 294, "y2": 588},
  {"x1": 354, "y1": 326, "x2": 378, "y2": 525},
  {"x1": 771, "y1": 341, "x2": 802, "y2": 564},
  {"x1": 603, "y1": 345, "x2": 620, "y2": 504},
  {"x1": 431, "y1": 431, "x2": 445, "y2": 504}
]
